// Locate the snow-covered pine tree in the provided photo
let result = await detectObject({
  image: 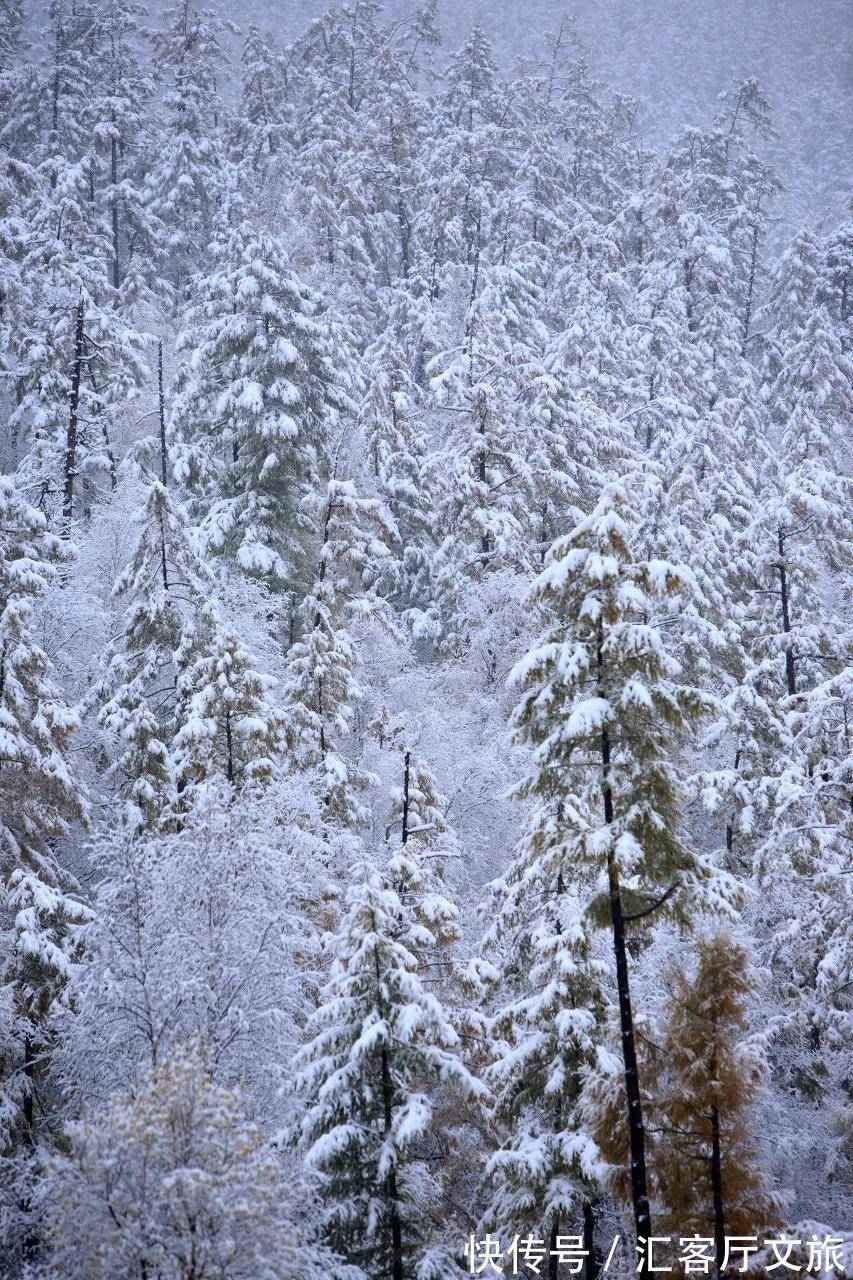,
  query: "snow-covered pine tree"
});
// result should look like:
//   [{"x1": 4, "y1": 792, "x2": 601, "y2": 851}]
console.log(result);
[
  {"x1": 89, "y1": 0, "x2": 166, "y2": 303},
  {"x1": 424, "y1": 25, "x2": 505, "y2": 287},
  {"x1": 498, "y1": 22, "x2": 577, "y2": 254},
  {"x1": 92, "y1": 479, "x2": 214, "y2": 826},
  {"x1": 146, "y1": 0, "x2": 230, "y2": 298},
  {"x1": 742, "y1": 221, "x2": 852, "y2": 733},
  {"x1": 362, "y1": 36, "x2": 423, "y2": 284},
  {"x1": 0, "y1": 473, "x2": 88, "y2": 1243},
  {"x1": 480, "y1": 799, "x2": 606, "y2": 1274},
  {"x1": 0, "y1": 1, "x2": 40, "y2": 168},
  {"x1": 41, "y1": 0, "x2": 100, "y2": 166},
  {"x1": 817, "y1": 211, "x2": 852, "y2": 342},
  {"x1": 425, "y1": 243, "x2": 550, "y2": 650},
  {"x1": 739, "y1": 226, "x2": 852, "y2": 1107},
  {"x1": 172, "y1": 212, "x2": 350, "y2": 591},
  {"x1": 769, "y1": 305, "x2": 852, "y2": 568},
  {"x1": 295, "y1": 853, "x2": 486, "y2": 1279},
  {"x1": 9, "y1": 157, "x2": 148, "y2": 517},
  {"x1": 283, "y1": 477, "x2": 396, "y2": 829},
  {"x1": 384, "y1": 748, "x2": 461, "y2": 964},
  {"x1": 281, "y1": 3, "x2": 384, "y2": 294},
  {"x1": 509, "y1": 478, "x2": 739, "y2": 1268},
  {"x1": 775, "y1": 660, "x2": 853, "y2": 1052},
  {"x1": 231, "y1": 24, "x2": 289, "y2": 171},
  {"x1": 358, "y1": 291, "x2": 440, "y2": 637},
  {"x1": 169, "y1": 618, "x2": 287, "y2": 807},
  {"x1": 527, "y1": 243, "x2": 635, "y2": 553}
]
